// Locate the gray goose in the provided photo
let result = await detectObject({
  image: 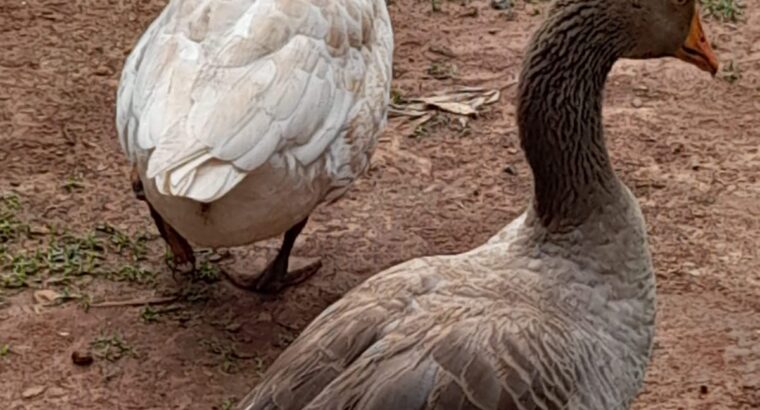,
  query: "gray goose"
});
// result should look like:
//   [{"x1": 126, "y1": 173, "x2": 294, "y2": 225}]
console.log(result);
[{"x1": 236, "y1": 0, "x2": 718, "y2": 408}]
